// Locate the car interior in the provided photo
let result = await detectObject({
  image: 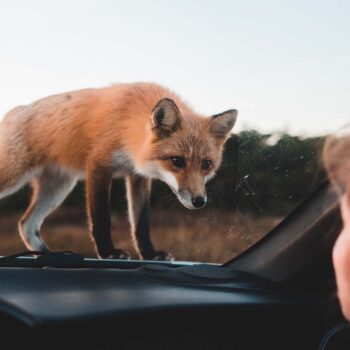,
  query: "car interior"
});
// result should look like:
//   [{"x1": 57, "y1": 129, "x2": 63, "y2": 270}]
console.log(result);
[
  {"x1": 1, "y1": 2, "x2": 349, "y2": 350},
  {"x1": 0, "y1": 180, "x2": 349, "y2": 350}
]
